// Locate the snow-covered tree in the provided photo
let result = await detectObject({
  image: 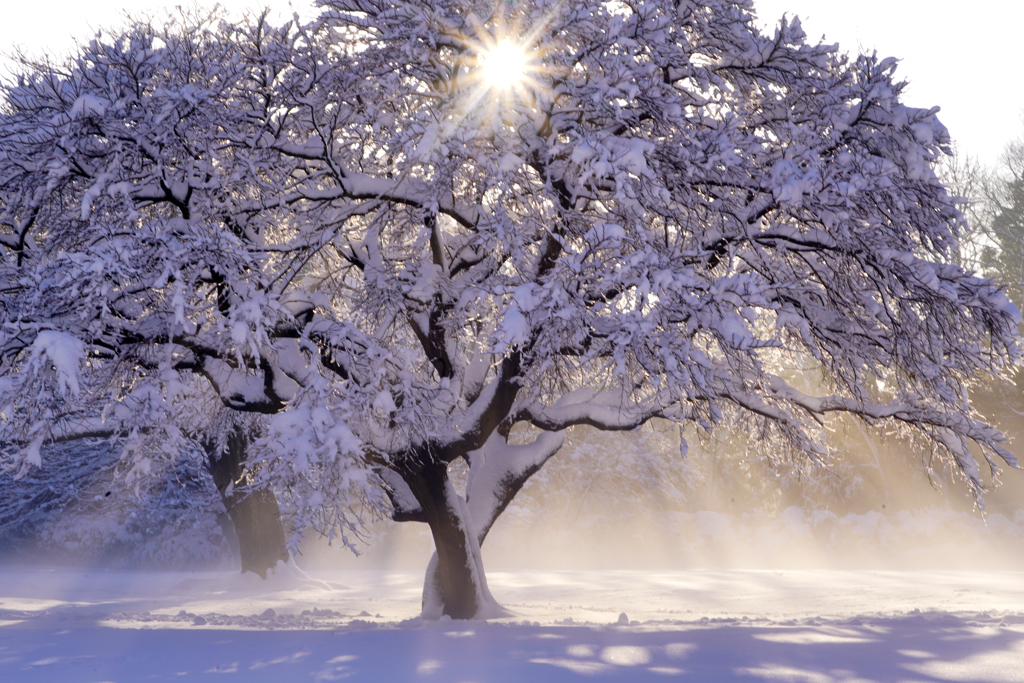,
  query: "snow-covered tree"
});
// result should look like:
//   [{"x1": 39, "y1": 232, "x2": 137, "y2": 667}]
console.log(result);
[
  {"x1": 1, "y1": 0, "x2": 1020, "y2": 618},
  {"x1": 0, "y1": 9, "x2": 299, "y2": 577}
]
